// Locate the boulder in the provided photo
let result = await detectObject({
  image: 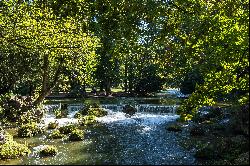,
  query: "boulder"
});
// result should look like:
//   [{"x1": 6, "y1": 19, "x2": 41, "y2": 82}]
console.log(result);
[{"x1": 122, "y1": 105, "x2": 136, "y2": 116}]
